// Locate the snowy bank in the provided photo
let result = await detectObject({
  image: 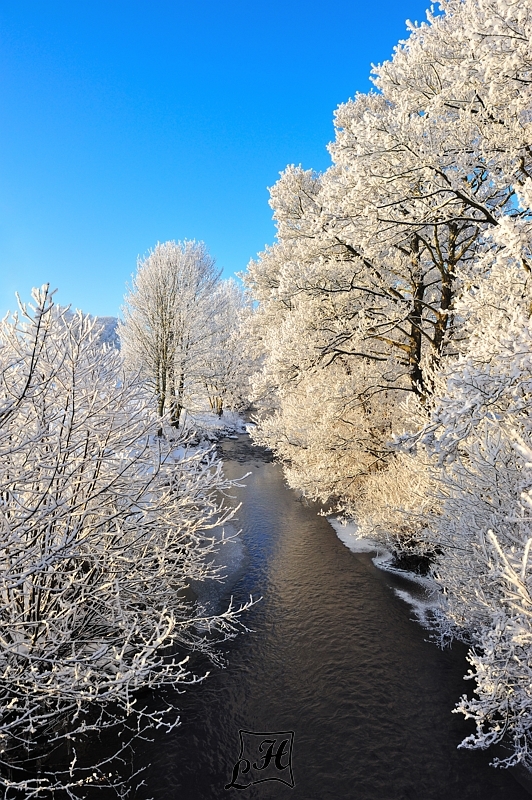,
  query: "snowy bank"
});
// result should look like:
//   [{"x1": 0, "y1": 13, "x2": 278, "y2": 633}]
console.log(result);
[{"x1": 328, "y1": 516, "x2": 439, "y2": 629}]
